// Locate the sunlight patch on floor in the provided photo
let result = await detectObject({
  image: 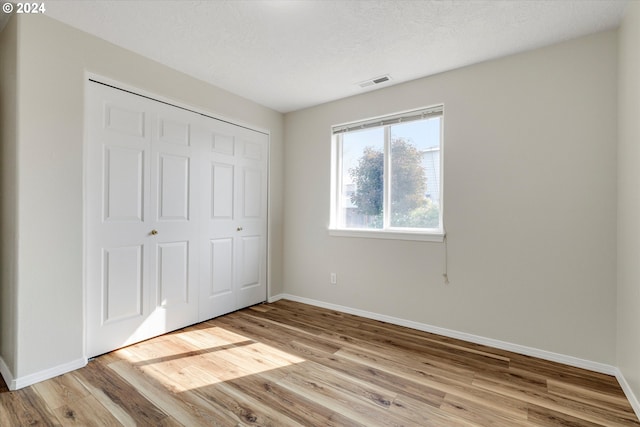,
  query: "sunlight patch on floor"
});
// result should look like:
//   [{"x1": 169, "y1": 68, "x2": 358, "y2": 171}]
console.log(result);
[{"x1": 112, "y1": 325, "x2": 306, "y2": 393}]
